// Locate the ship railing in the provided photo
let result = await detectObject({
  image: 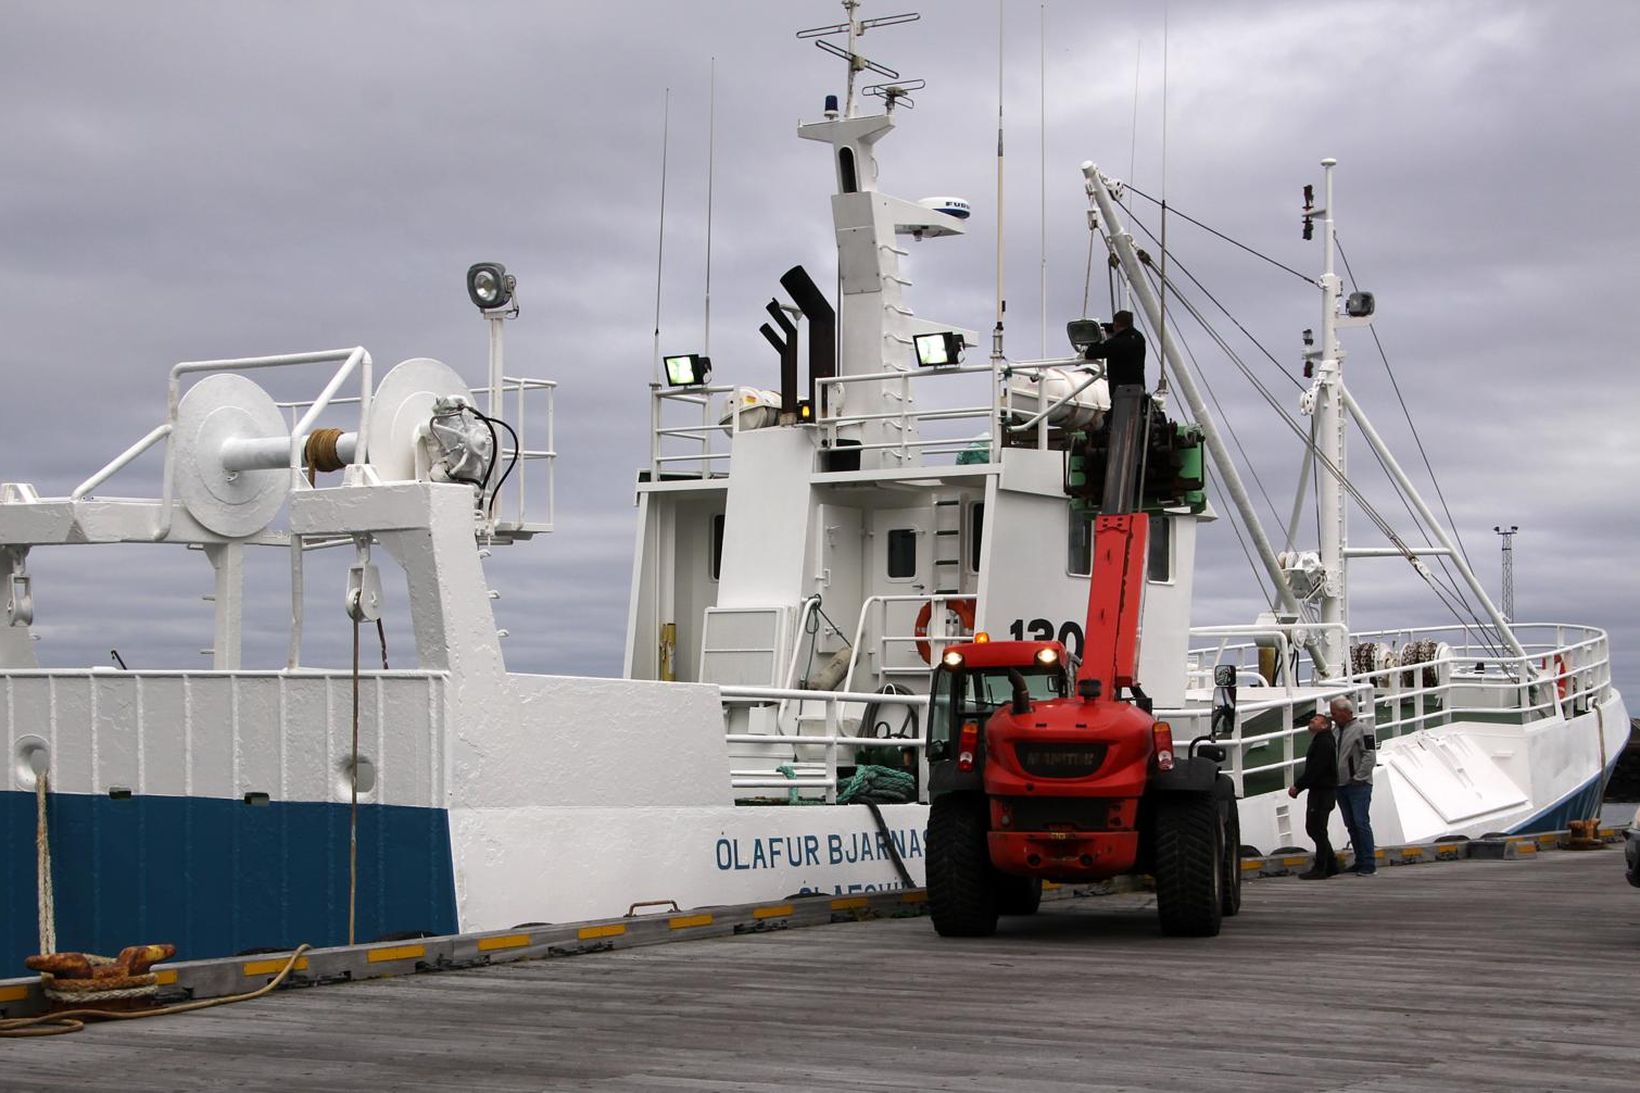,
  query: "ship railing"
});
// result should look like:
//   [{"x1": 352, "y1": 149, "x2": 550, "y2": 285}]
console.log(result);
[
  {"x1": 277, "y1": 373, "x2": 557, "y2": 538},
  {"x1": 815, "y1": 366, "x2": 996, "y2": 467},
  {"x1": 809, "y1": 355, "x2": 1101, "y2": 468},
  {"x1": 2, "y1": 668, "x2": 448, "y2": 805},
  {"x1": 1173, "y1": 623, "x2": 1614, "y2": 795},
  {"x1": 647, "y1": 382, "x2": 742, "y2": 479},
  {"x1": 1155, "y1": 679, "x2": 1374, "y2": 799},
  {"x1": 840, "y1": 593, "x2": 974, "y2": 692},
  {"x1": 720, "y1": 684, "x2": 929, "y2": 804}
]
